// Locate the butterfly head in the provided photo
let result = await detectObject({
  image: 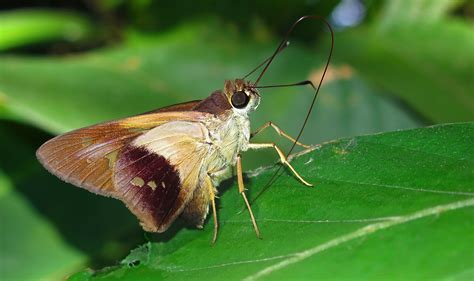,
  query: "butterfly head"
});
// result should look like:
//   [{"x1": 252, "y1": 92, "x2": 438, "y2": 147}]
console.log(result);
[{"x1": 224, "y1": 79, "x2": 260, "y2": 114}]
